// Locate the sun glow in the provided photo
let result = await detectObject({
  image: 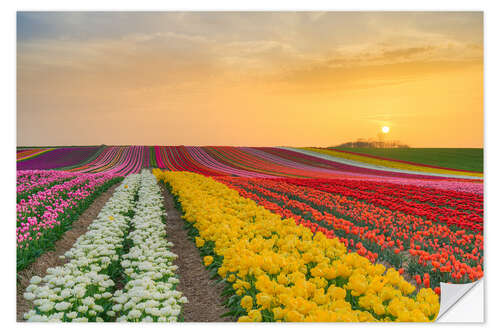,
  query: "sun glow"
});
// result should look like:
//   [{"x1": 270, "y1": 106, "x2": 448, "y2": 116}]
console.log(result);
[{"x1": 382, "y1": 126, "x2": 390, "y2": 134}]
